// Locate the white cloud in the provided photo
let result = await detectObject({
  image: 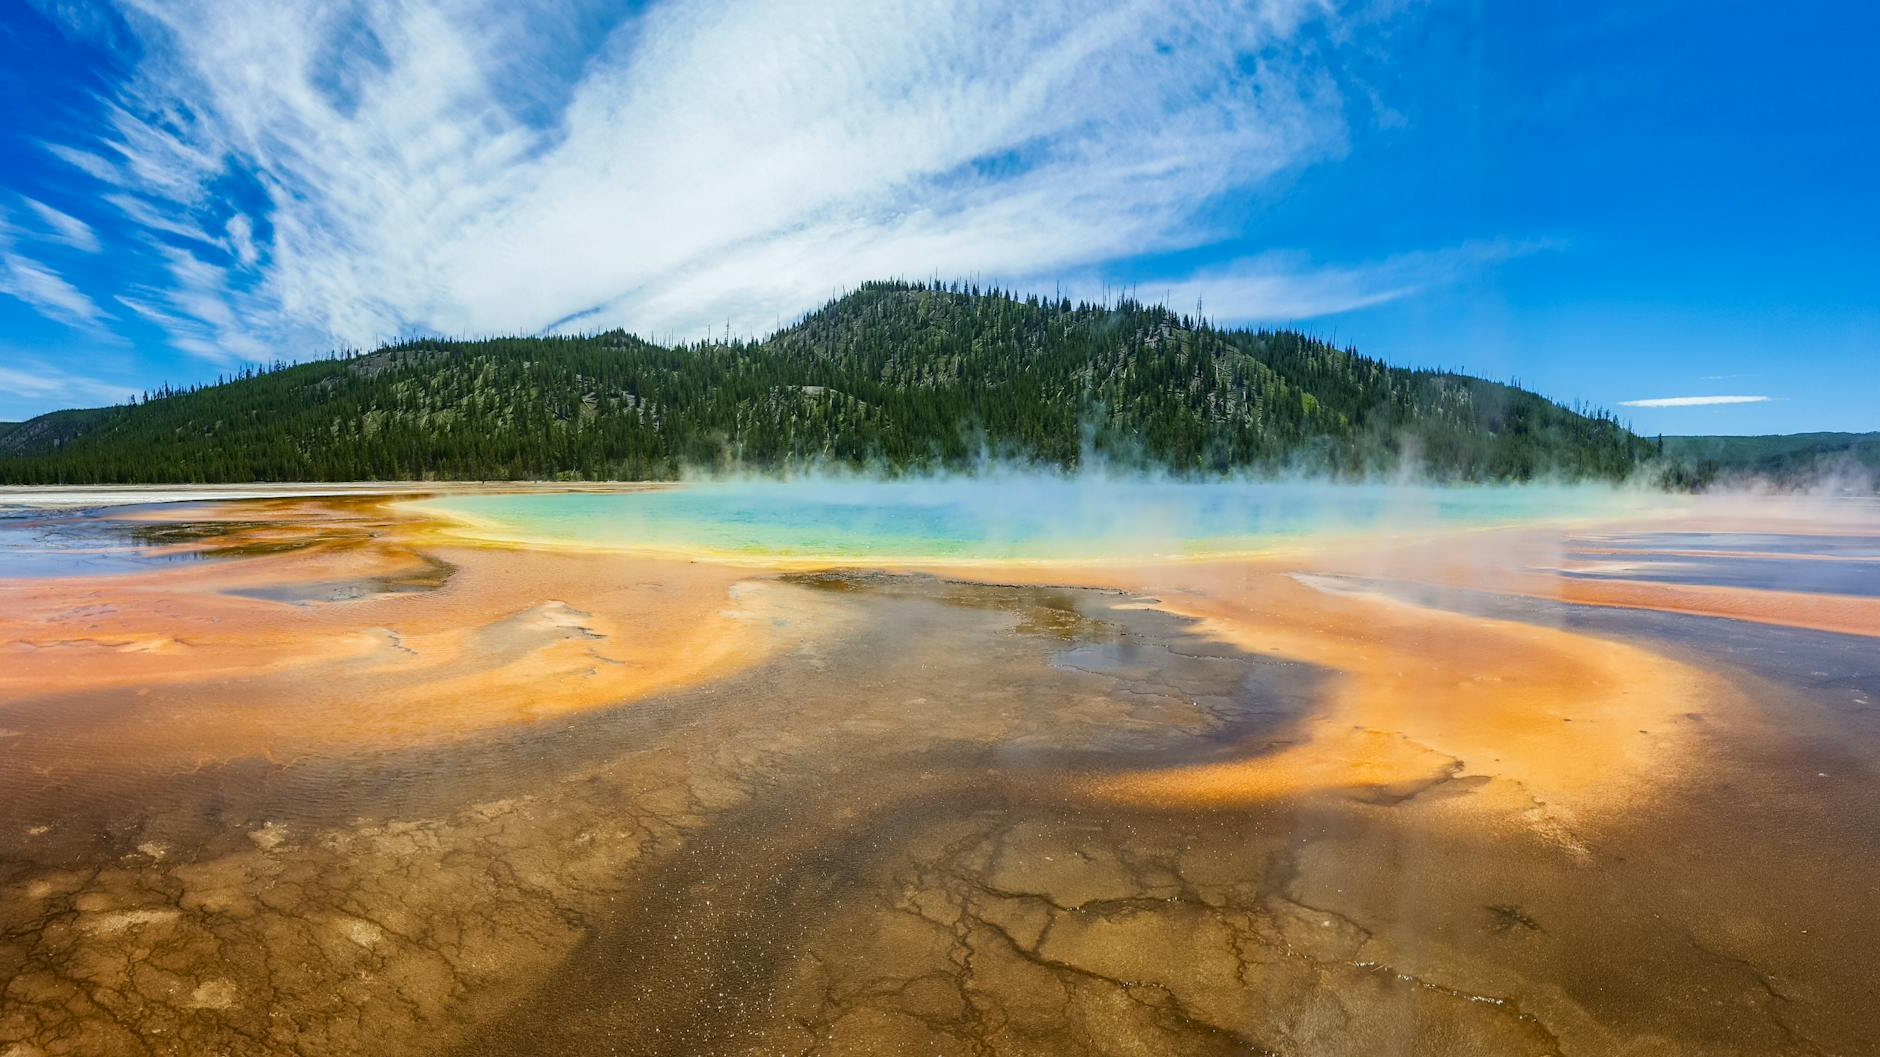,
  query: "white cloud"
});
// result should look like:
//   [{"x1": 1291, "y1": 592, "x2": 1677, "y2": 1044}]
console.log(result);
[
  {"x1": 223, "y1": 213, "x2": 259, "y2": 267},
  {"x1": 0, "y1": 213, "x2": 110, "y2": 329},
  {"x1": 1085, "y1": 240, "x2": 1550, "y2": 324},
  {"x1": 0, "y1": 250, "x2": 110, "y2": 329},
  {"x1": 42, "y1": 0, "x2": 1381, "y2": 356},
  {"x1": 1618, "y1": 395, "x2": 1772, "y2": 408},
  {"x1": 115, "y1": 292, "x2": 191, "y2": 328},
  {"x1": 102, "y1": 192, "x2": 215, "y2": 244},
  {"x1": 43, "y1": 142, "x2": 125, "y2": 184},
  {"x1": 115, "y1": 291, "x2": 255, "y2": 363},
  {"x1": 0, "y1": 362, "x2": 136, "y2": 406},
  {"x1": 21, "y1": 198, "x2": 103, "y2": 252}
]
